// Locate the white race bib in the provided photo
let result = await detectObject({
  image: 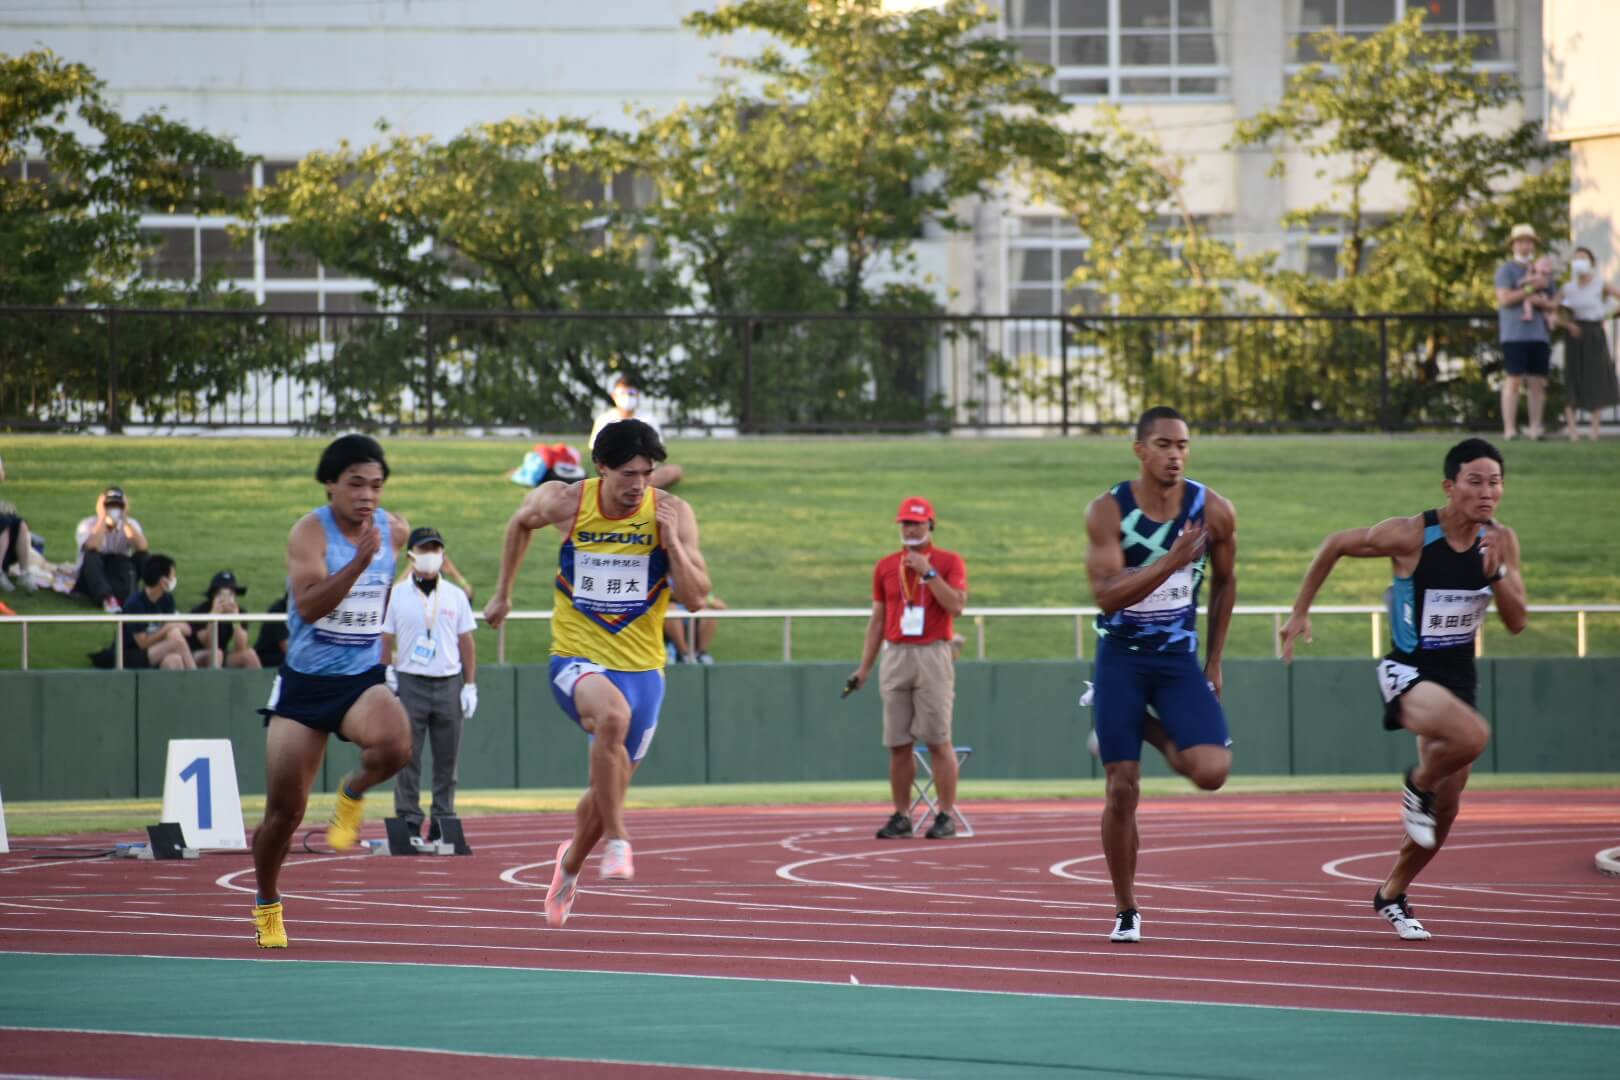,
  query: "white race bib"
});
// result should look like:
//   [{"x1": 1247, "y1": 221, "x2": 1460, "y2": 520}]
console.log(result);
[
  {"x1": 572, "y1": 551, "x2": 650, "y2": 614},
  {"x1": 900, "y1": 604, "x2": 926, "y2": 637},
  {"x1": 1419, "y1": 587, "x2": 1490, "y2": 650},
  {"x1": 313, "y1": 581, "x2": 387, "y2": 647},
  {"x1": 1122, "y1": 566, "x2": 1197, "y2": 625}
]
